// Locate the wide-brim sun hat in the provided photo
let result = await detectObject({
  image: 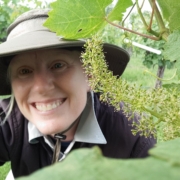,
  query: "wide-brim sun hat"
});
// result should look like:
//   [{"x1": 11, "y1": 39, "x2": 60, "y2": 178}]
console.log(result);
[{"x1": 0, "y1": 9, "x2": 130, "y2": 96}]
